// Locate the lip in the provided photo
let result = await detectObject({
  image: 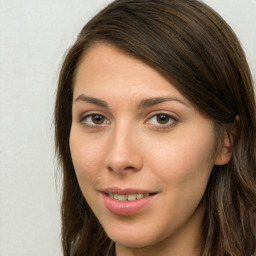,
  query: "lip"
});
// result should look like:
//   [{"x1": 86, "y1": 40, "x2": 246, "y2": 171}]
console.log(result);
[
  {"x1": 102, "y1": 187, "x2": 155, "y2": 194},
  {"x1": 101, "y1": 187, "x2": 157, "y2": 216}
]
